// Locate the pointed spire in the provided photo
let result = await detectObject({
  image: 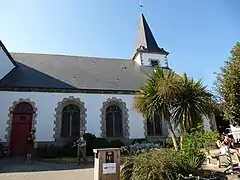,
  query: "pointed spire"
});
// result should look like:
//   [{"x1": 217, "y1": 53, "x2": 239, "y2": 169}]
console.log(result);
[{"x1": 132, "y1": 13, "x2": 169, "y2": 59}]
